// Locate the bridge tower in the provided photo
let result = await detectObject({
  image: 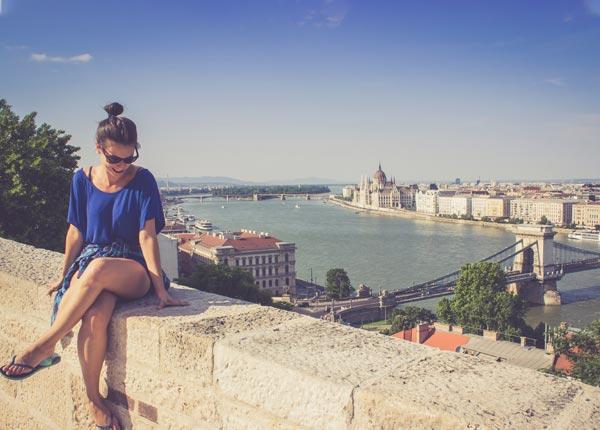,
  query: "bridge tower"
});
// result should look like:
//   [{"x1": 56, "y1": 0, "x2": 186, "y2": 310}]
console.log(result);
[{"x1": 509, "y1": 225, "x2": 561, "y2": 305}]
